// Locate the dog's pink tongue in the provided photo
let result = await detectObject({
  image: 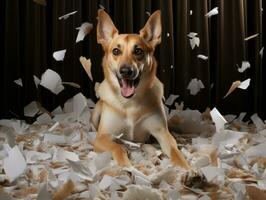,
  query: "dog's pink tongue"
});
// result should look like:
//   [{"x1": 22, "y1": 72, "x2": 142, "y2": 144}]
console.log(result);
[{"x1": 121, "y1": 79, "x2": 135, "y2": 97}]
